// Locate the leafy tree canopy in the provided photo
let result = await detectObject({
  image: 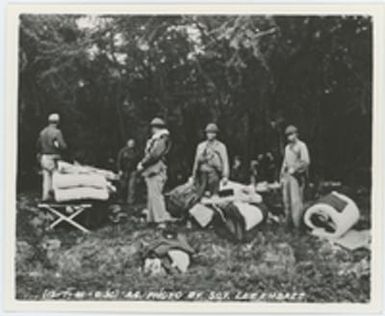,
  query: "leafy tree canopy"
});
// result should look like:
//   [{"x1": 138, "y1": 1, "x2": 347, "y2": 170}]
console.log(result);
[{"x1": 18, "y1": 14, "x2": 372, "y2": 187}]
